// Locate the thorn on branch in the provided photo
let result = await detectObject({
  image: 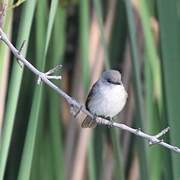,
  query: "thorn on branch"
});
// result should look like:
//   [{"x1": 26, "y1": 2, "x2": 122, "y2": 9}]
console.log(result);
[
  {"x1": 37, "y1": 65, "x2": 62, "y2": 84},
  {"x1": 154, "y1": 127, "x2": 170, "y2": 139},
  {"x1": 18, "y1": 40, "x2": 26, "y2": 54},
  {"x1": 45, "y1": 64, "x2": 62, "y2": 76},
  {"x1": 16, "y1": 40, "x2": 26, "y2": 68},
  {"x1": 44, "y1": 65, "x2": 62, "y2": 80},
  {"x1": 45, "y1": 75, "x2": 62, "y2": 80}
]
